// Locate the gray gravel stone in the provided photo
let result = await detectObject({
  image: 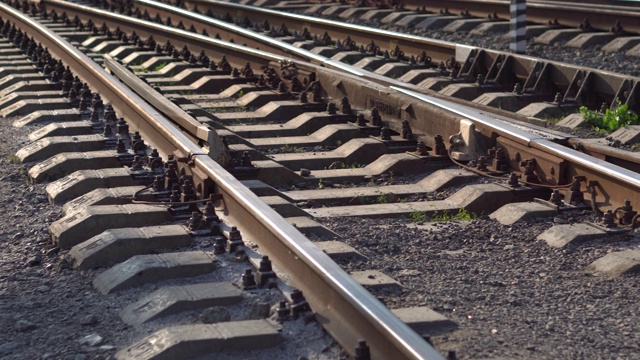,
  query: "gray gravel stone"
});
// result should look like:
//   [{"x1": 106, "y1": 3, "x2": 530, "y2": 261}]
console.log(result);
[
  {"x1": 0, "y1": 342, "x2": 19, "y2": 356},
  {"x1": 79, "y1": 334, "x2": 103, "y2": 347},
  {"x1": 322, "y1": 213, "x2": 640, "y2": 358},
  {"x1": 80, "y1": 314, "x2": 99, "y2": 326},
  {"x1": 248, "y1": 302, "x2": 271, "y2": 319},
  {"x1": 199, "y1": 306, "x2": 231, "y2": 324},
  {"x1": 15, "y1": 319, "x2": 37, "y2": 332}
]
